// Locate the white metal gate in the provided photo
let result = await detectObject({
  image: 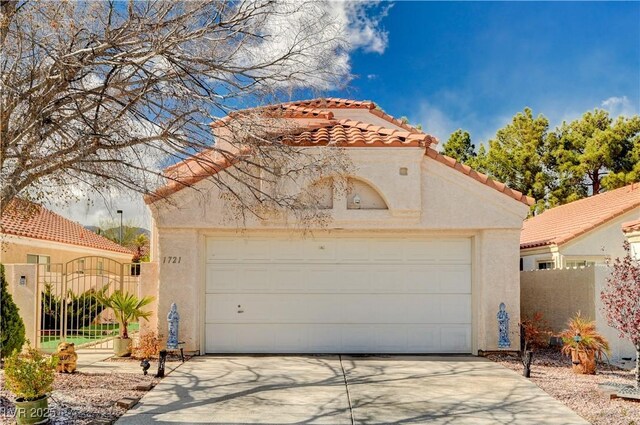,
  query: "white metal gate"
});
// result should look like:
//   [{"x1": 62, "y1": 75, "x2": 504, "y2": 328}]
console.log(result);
[{"x1": 36, "y1": 256, "x2": 140, "y2": 352}]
